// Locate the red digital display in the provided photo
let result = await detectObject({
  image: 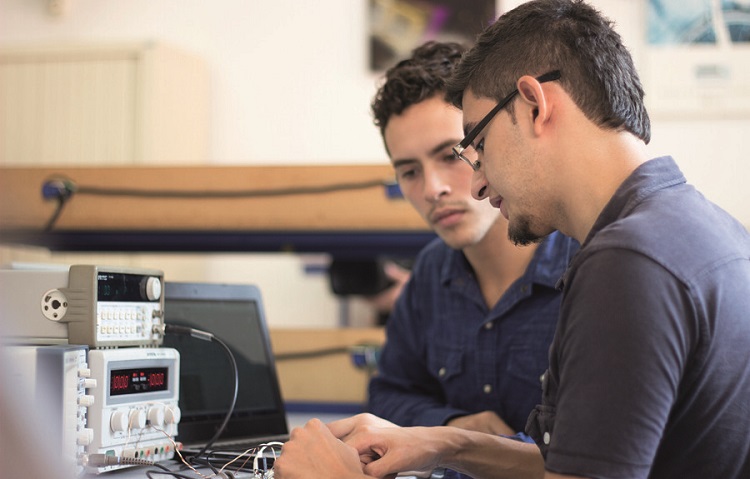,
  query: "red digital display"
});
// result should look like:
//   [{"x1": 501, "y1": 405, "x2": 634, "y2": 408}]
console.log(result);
[{"x1": 110, "y1": 367, "x2": 169, "y2": 396}]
